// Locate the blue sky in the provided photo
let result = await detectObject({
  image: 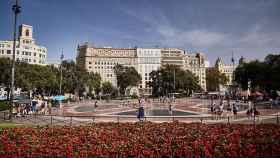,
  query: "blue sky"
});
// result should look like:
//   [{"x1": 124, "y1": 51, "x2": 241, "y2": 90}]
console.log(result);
[{"x1": 0, "y1": 0, "x2": 279, "y2": 65}]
